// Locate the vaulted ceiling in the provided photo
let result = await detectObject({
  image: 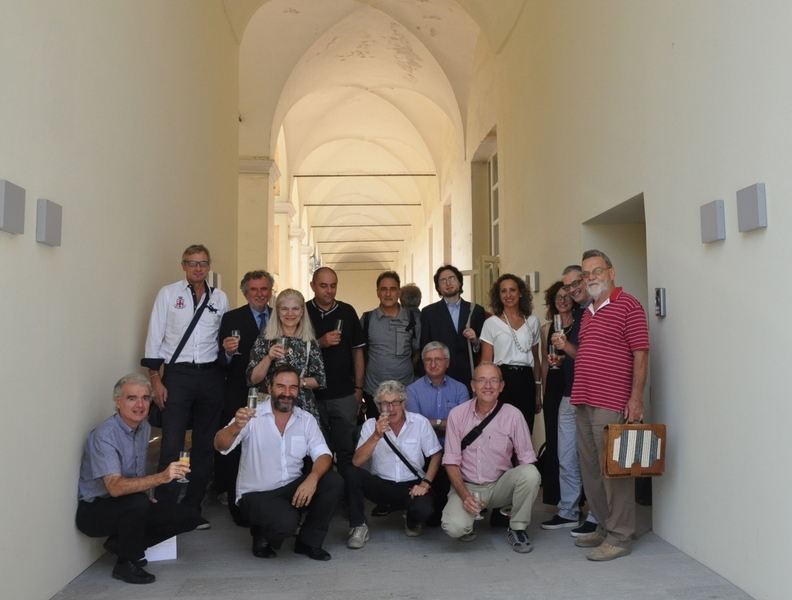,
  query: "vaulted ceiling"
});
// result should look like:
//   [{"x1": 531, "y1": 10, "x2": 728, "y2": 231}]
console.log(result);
[{"x1": 226, "y1": 0, "x2": 523, "y2": 273}]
